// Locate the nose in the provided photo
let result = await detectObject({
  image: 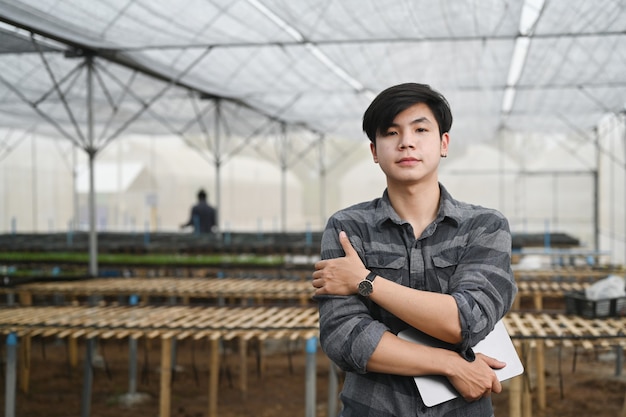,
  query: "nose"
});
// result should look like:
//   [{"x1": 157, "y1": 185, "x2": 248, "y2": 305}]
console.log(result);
[{"x1": 398, "y1": 132, "x2": 415, "y2": 149}]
